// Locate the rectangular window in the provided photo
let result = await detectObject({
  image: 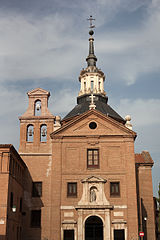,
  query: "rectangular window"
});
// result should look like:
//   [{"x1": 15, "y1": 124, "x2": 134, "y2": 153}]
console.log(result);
[
  {"x1": 110, "y1": 182, "x2": 120, "y2": 197},
  {"x1": 31, "y1": 210, "x2": 41, "y2": 228},
  {"x1": 87, "y1": 149, "x2": 99, "y2": 168},
  {"x1": 64, "y1": 230, "x2": 74, "y2": 240},
  {"x1": 67, "y1": 183, "x2": 77, "y2": 197},
  {"x1": 114, "y1": 229, "x2": 125, "y2": 240},
  {"x1": 32, "y1": 182, "x2": 42, "y2": 197}
]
